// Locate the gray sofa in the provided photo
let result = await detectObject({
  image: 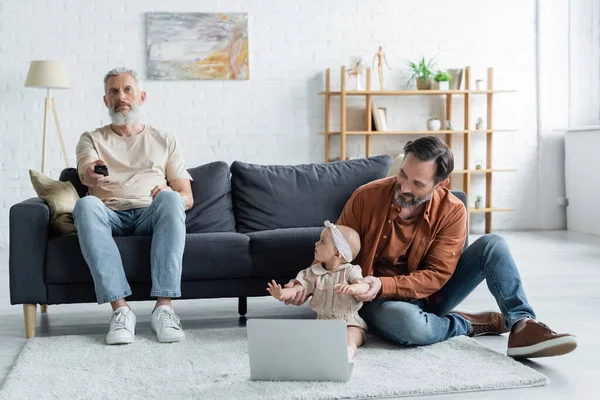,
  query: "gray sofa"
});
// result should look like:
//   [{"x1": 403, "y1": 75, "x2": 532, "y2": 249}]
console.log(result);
[{"x1": 9, "y1": 155, "x2": 468, "y2": 338}]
